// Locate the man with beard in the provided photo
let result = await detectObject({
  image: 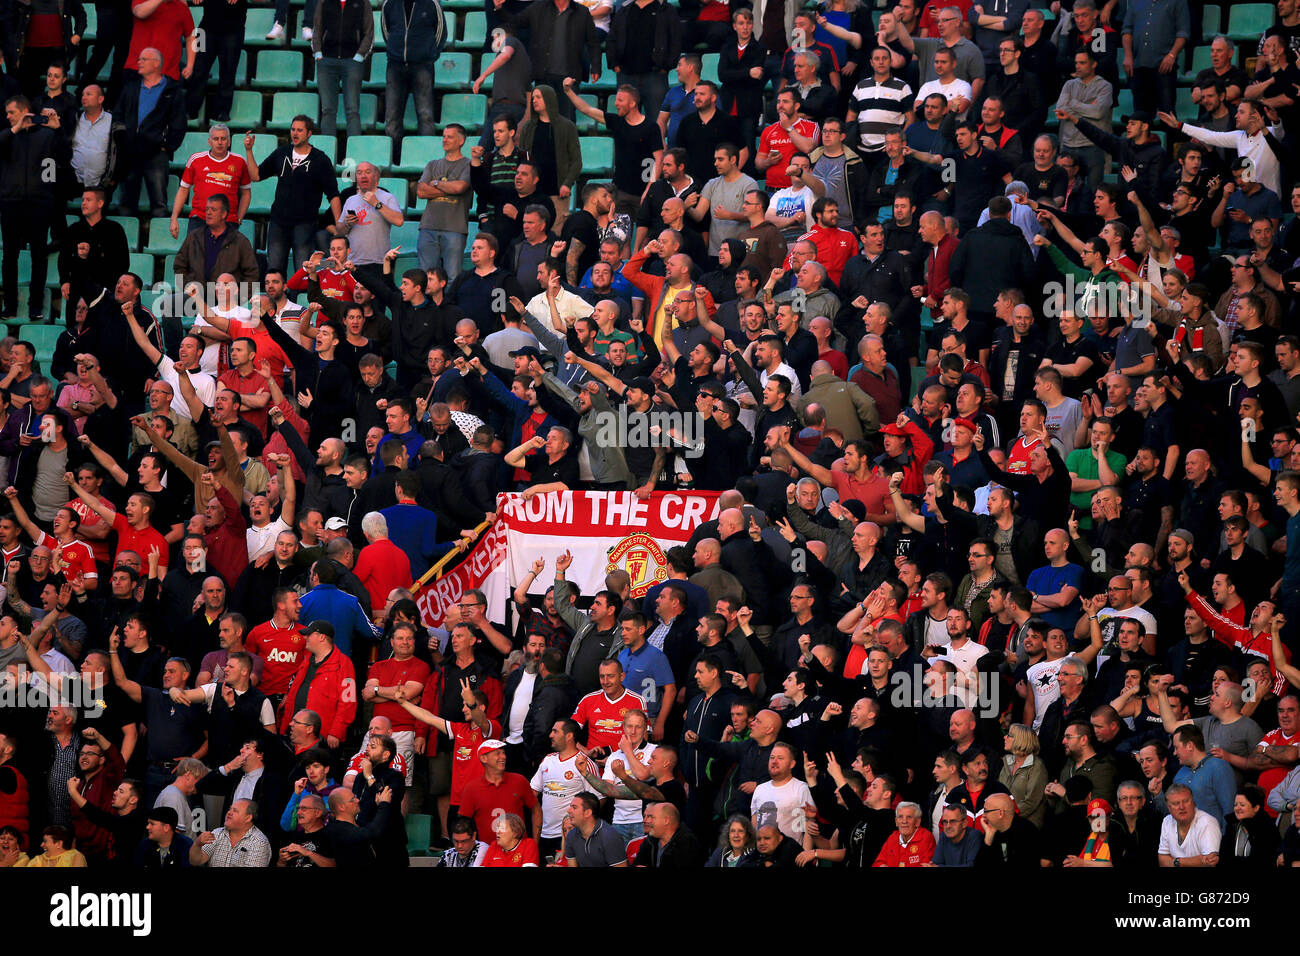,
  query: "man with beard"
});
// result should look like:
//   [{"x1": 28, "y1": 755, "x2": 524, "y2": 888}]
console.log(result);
[
  {"x1": 553, "y1": 551, "x2": 624, "y2": 697},
  {"x1": 822, "y1": 754, "x2": 897, "y2": 867},
  {"x1": 502, "y1": 632, "x2": 548, "y2": 774}
]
